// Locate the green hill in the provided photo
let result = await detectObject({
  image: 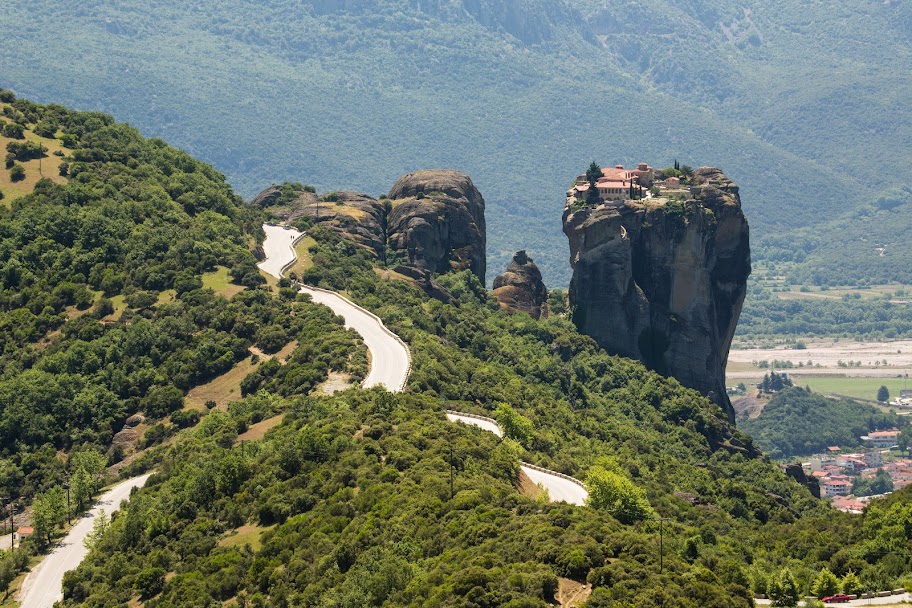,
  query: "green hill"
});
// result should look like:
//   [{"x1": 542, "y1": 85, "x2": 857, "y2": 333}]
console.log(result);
[
  {"x1": 2, "y1": 93, "x2": 911, "y2": 605},
  {"x1": 1, "y1": 0, "x2": 909, "y2": 286},
  {"x1": 740, "y1": 387, "x2": 898, "y2": 459}
]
